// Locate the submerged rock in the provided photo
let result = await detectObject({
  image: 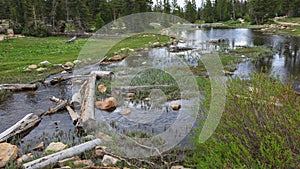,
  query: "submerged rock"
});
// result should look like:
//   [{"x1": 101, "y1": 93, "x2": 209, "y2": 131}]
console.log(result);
[
  {"x1": 0, "y1": 142, "x2": 18, "y2": 168},
  {"x1": 171, "y1": 104, "x2": 181, "y2": 111},
  {"x1": 121, "y1": 109, "x2": 131, "y2": 115}
]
